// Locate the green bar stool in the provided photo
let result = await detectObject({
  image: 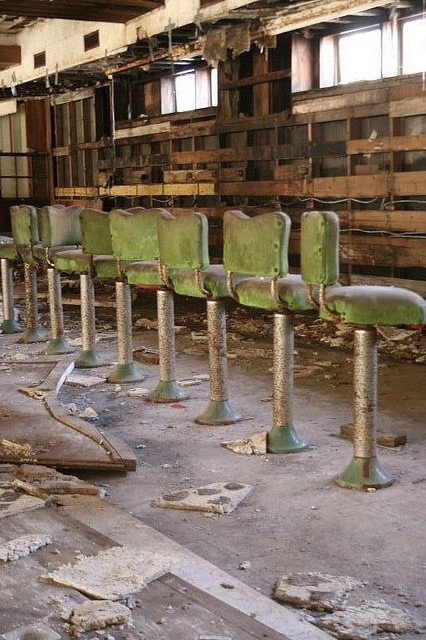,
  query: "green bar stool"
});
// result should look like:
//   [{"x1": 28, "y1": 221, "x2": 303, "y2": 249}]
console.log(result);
[
  {"x1": 223, "y1": 210, "x2": 312, "y2": 453},
  {"x1": 10, "y1": 204, "x2": 48, "y2": 342},
  {"x1": 110, "y1": 207, "x2": 187, "y2": 402},
  {"x1": 157, "y1": 212, "x2": 242, "y2": 425},
  {"x1": 38, "y1": 205, "x2": 84, "y2": 355},
  {"x1": 300, "y1": 210, "x2": 426, "y2": 490},
  {"x1": 0, "y1": 235, "x2": 22, "y2": 334}
]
